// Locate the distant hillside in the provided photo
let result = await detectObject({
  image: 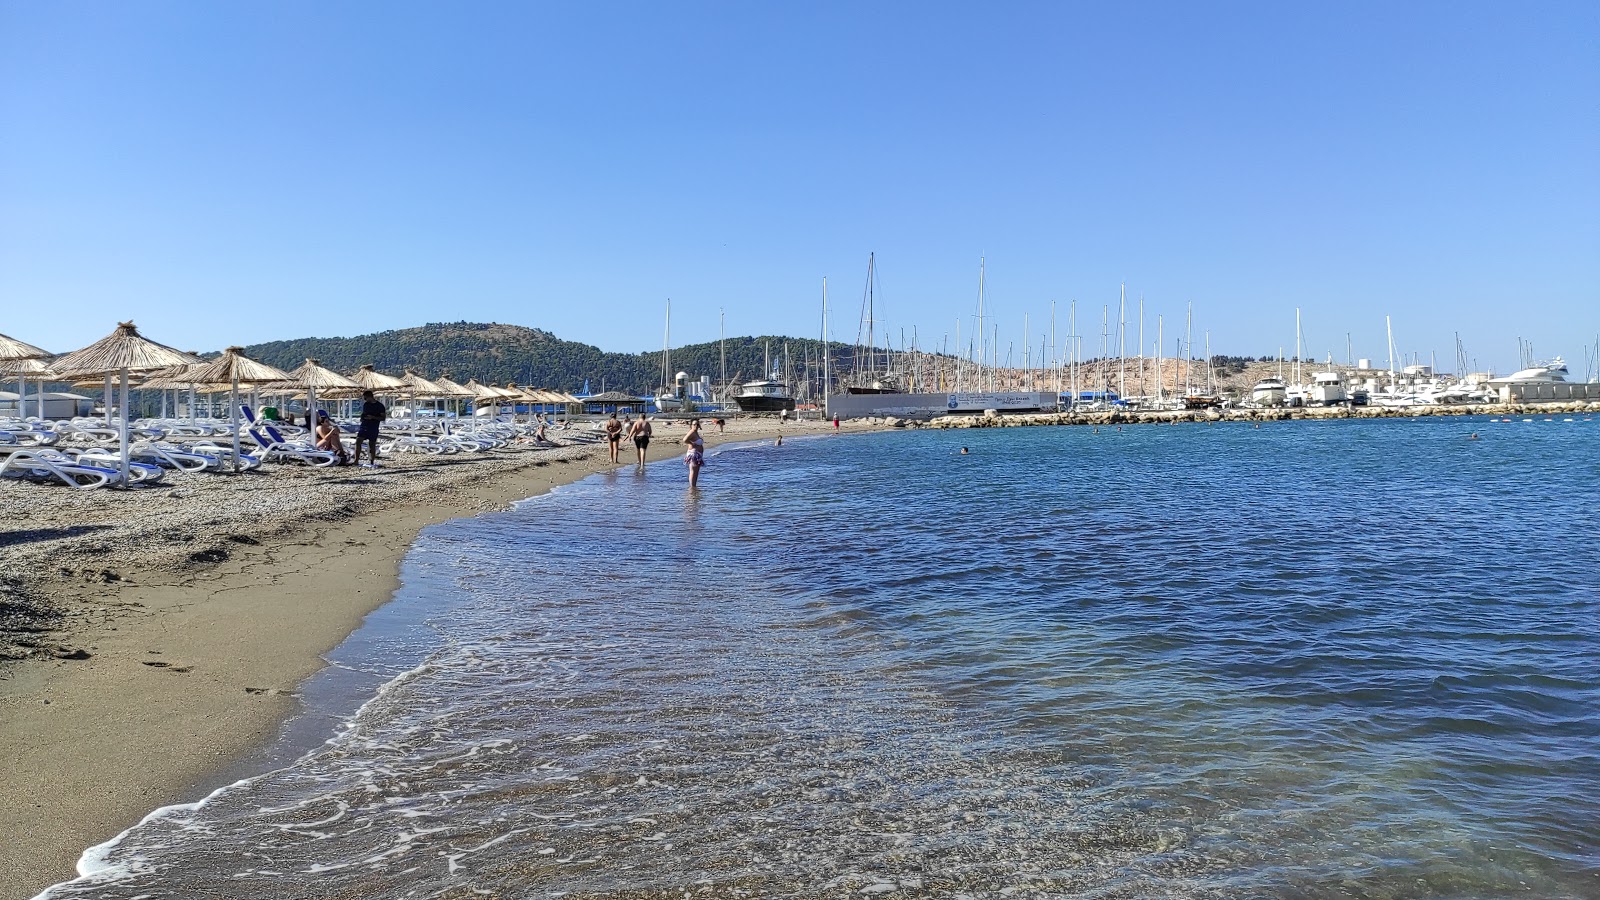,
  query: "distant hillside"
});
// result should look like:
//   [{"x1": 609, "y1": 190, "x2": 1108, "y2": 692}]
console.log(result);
[{"x1": 242, "y1": 322, "x2": 866, "y2": 395}]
